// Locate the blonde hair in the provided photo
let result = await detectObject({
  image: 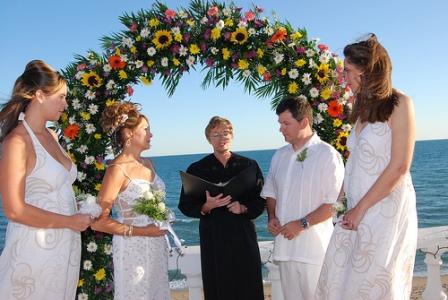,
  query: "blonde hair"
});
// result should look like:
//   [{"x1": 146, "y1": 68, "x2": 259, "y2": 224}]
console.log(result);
[
  {"x1": 100, "y1": 102, "x2": 147, "y2": 152},
  {"x1": 0, "y1": 60, "x2": 66, "y2": 142},
  {"x1": 204, "y1": 116, "x2": 233, "y2": 141}
]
